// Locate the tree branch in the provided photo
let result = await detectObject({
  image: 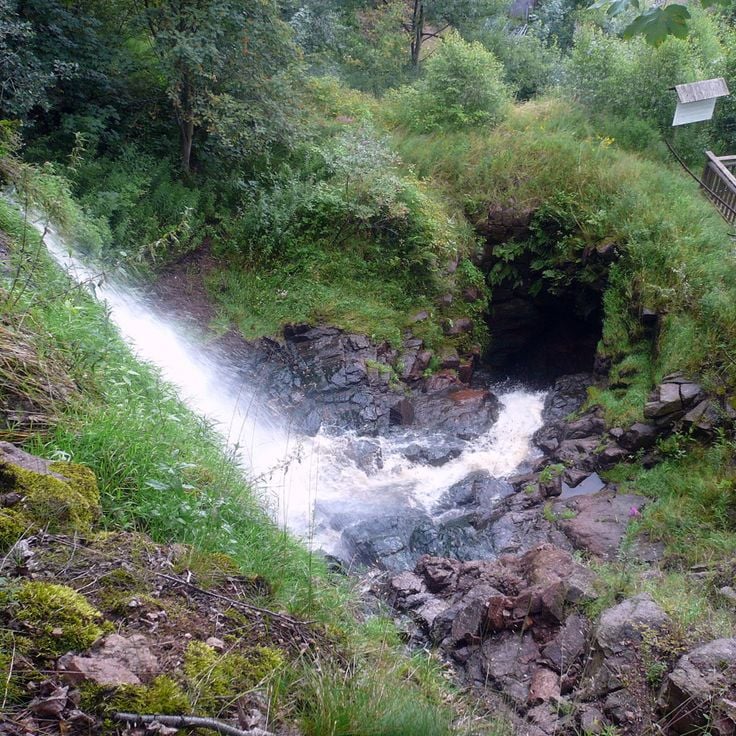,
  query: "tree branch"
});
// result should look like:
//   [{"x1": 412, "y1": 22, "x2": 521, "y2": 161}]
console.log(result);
[{"x1": 114, "y1": 712, "x2": 274, "y2": 736}]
